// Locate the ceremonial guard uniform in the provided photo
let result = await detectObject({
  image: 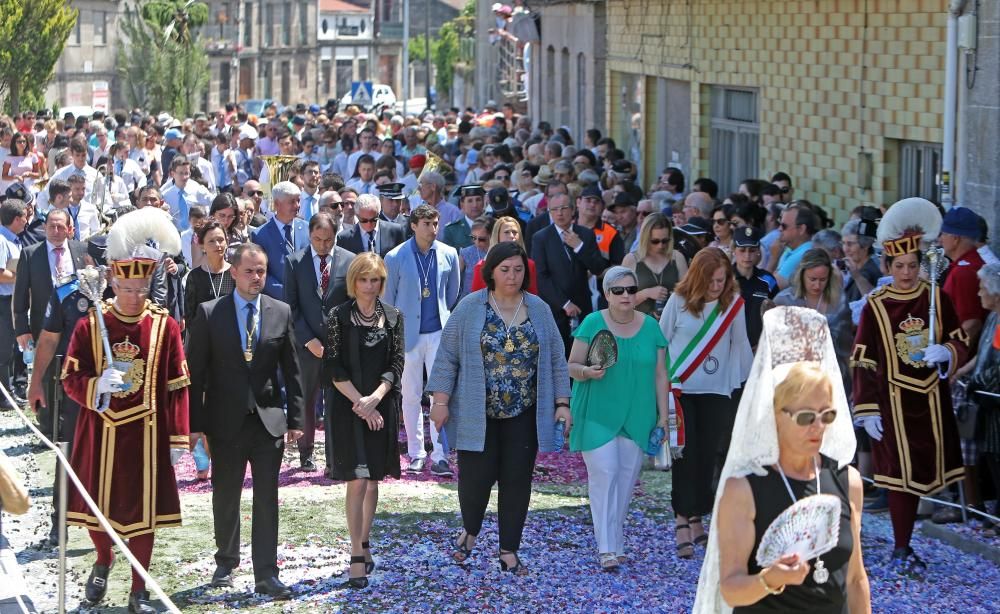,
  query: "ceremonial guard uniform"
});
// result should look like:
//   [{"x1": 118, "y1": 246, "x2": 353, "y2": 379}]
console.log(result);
[
  {"x1": 60, "y1": 208, "x2": 189, "y2": 613},
  {"x1": 850, "y1": 197, "x2": 969, "y2": 573}
]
